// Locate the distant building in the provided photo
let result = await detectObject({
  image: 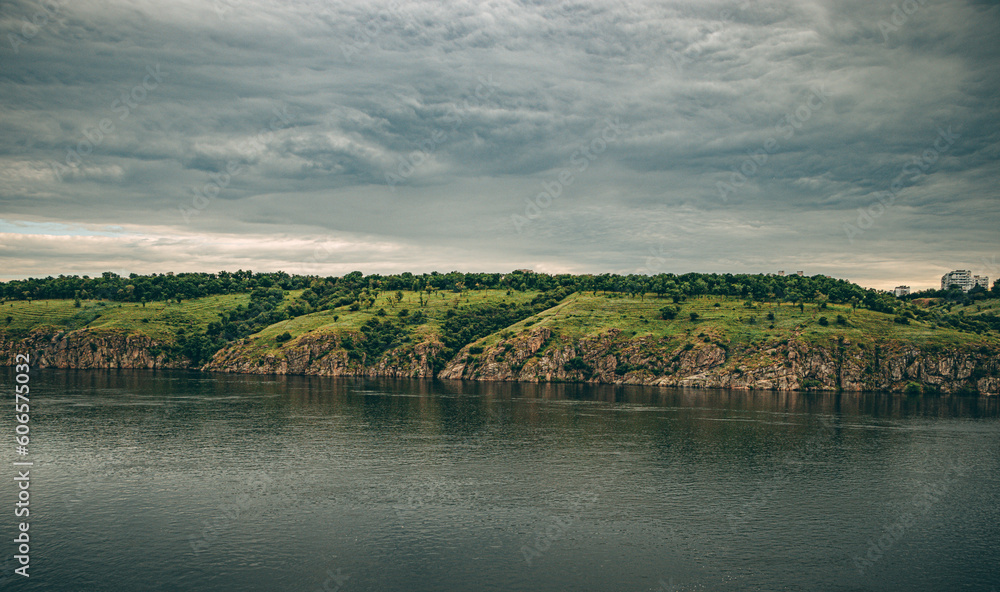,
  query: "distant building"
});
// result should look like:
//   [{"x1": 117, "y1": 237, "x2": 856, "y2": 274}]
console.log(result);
[
  {"x1": 941, "y1": 270, "x2": 989, "y2": 292},
  {"x1": 795, "y1": 271, "x2": 804, "y2": 276},
  {"x1": 777, "y1": 270, "x2": 785, "y2": 276},
  {"x1": 514, "y1": 269, "x2": 534, "y2": 274},
  {"x1": 893, "y1": 286, "x2": 910, "y2": 297}
]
